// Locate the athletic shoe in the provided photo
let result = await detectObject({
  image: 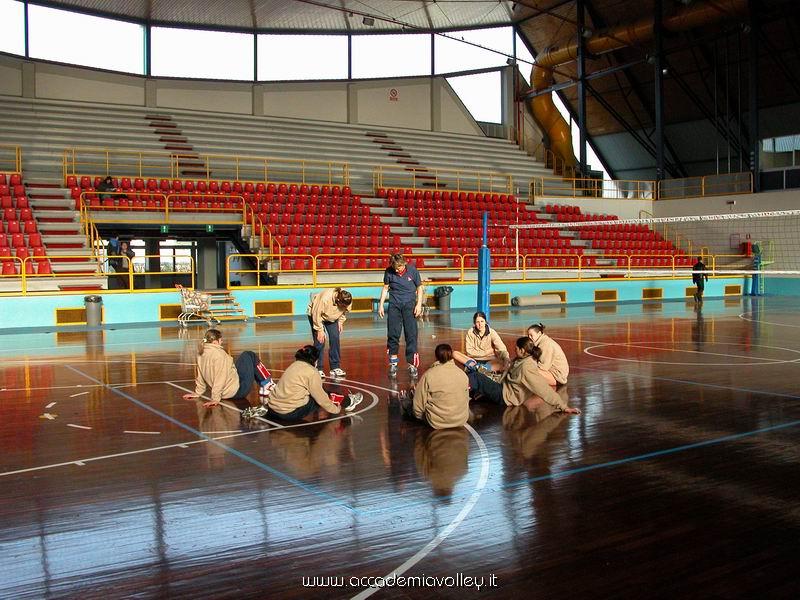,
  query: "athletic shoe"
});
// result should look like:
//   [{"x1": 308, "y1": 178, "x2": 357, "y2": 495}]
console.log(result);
[
  {"x1": 241, "y1": 405, "x2": 268, "y2": 419},
  {"x1": 344, "y1": 392, "x2": 364, "y2": 412},
  {"x1": 388, "y1": 363, "x2": 398, "y2": 377},
  {"x1": 329, "y1": 367, "x2": 347, "y2": 378},
  {"x1": 259, "y1": 380, "x2": 276, "y2": 398},
  {"x1": 408, "y1": 365, "x2": 419, "y2": 378},
  {"x1": 318, "y1": 369, "x2": 326, "y2": 379}
]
